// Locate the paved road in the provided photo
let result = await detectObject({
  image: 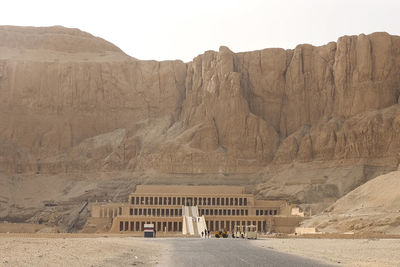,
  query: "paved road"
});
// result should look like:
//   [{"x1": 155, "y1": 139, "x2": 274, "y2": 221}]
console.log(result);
[{"x1": 157, "y1": 238, "x2": 333, "y2": 267}]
